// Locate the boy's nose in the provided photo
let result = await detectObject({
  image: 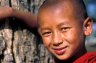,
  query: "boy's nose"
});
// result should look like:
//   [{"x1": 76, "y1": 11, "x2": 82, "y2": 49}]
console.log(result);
[{"x1": 52, "y1": 32, "x2": 63, "y2": 46}]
